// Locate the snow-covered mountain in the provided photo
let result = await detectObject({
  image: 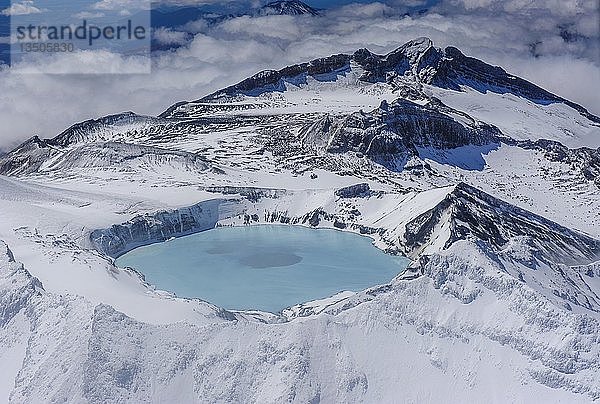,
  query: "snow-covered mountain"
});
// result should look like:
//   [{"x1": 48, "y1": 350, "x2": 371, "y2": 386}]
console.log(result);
[
  {"x1": 254, "y1": 1, "x2": 319, "y2": 16},
  {"x1": 1, "y1": 38, "x2": 600, "y2": 402},
  {"x1": 149, "y1": 1, "x2": 319, "y2": 52}
]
